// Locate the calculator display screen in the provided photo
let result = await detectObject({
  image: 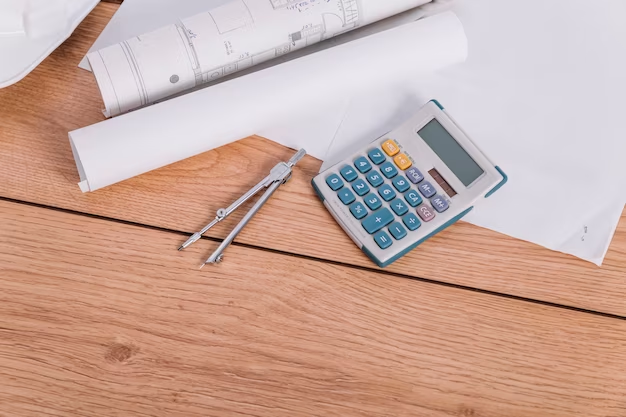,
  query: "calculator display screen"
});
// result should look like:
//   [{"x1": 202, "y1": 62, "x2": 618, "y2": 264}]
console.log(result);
[{"x1": 418, "y1": 119, "x2": 484, "y2": 187}]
